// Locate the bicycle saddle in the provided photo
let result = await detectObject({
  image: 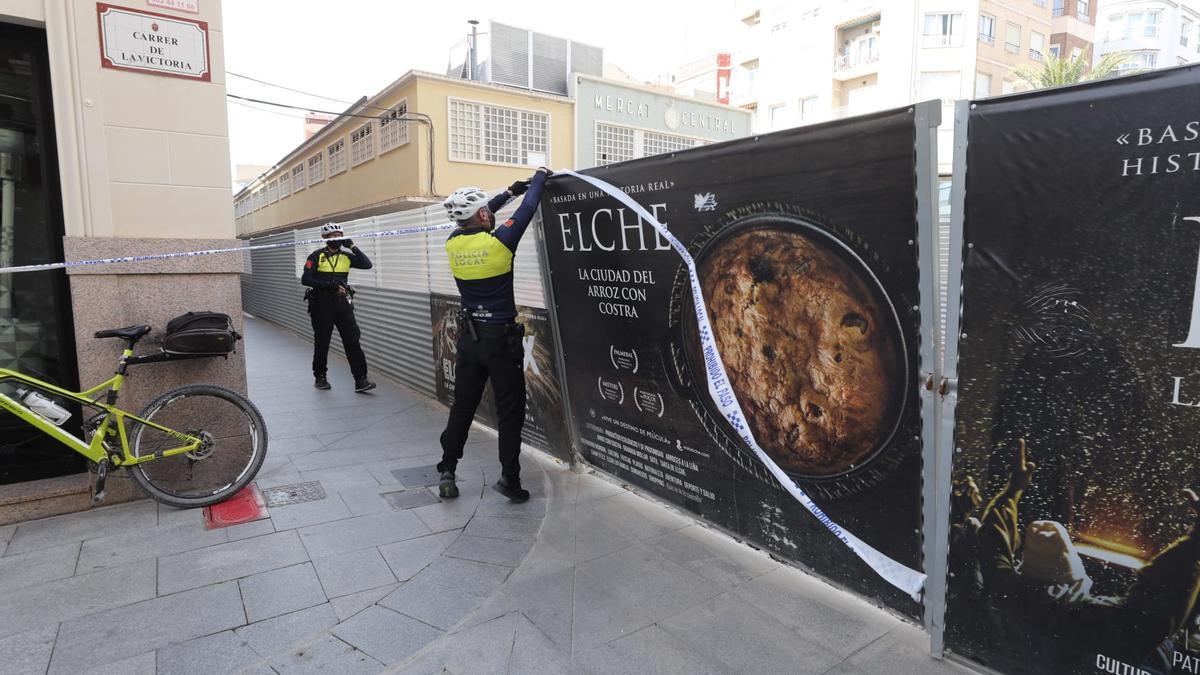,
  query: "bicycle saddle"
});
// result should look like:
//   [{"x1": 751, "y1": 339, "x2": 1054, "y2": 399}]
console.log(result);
[{"x1": 94, "y1": 325, "x2": 152, "y2": 340}]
